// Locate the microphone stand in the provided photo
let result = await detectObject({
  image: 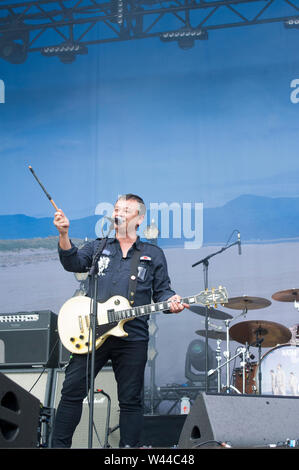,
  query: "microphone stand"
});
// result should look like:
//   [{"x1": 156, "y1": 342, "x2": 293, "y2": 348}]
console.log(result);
[
  {"x1": 87, "y1": 222, "x2": 114, "y2": 449},
  {"x1": 192, "y1": 239, "x2": 240, "y2": 392}
]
